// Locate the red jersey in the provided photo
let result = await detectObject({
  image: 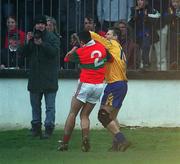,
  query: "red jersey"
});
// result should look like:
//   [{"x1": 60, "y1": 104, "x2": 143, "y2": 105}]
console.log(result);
[{"x1": 72, "y1": 40, "x2": 108, "y2": 84}]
